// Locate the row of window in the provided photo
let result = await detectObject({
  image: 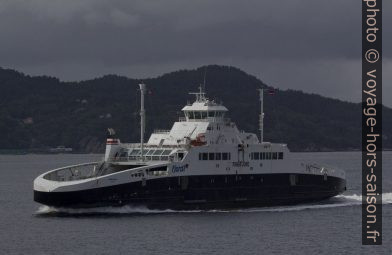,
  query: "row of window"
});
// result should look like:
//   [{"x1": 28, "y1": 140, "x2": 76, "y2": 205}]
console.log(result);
[
  {"x1": 199, "y1": 152, "x2": 231, "y2": 161},
  {"x1": 184, "y1": 111, "x2": 226, "y2": 120},
  {"x1": 250, "y1": 152, "x2": 284, "y2": 160},
  {"x1": 198, "y1": 152, "x2": 284, "y2": 161}
]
